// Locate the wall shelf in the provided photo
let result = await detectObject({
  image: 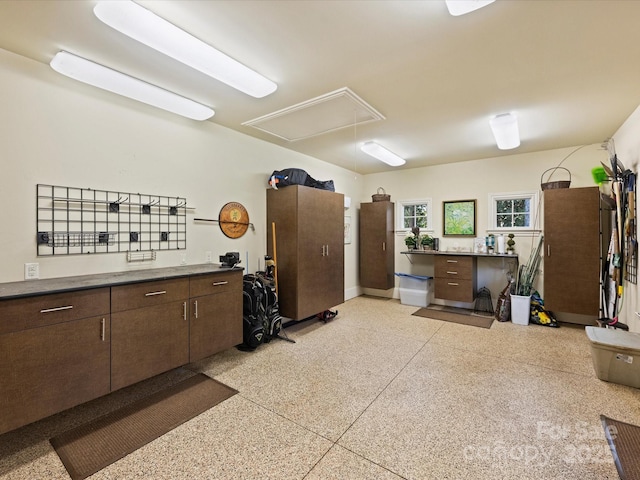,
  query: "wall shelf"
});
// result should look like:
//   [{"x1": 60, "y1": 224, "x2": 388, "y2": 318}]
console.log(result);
[{"x1": 37, "y1": 184, "x2": 188, "y2": 256}]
